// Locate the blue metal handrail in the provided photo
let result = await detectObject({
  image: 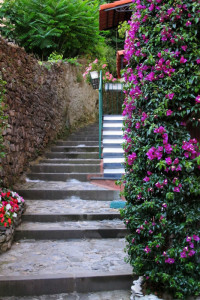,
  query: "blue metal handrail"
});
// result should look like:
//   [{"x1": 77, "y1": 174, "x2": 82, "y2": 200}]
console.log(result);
[{"x1": 99, "y1": 70, "x2": 103, "y2": 159}]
